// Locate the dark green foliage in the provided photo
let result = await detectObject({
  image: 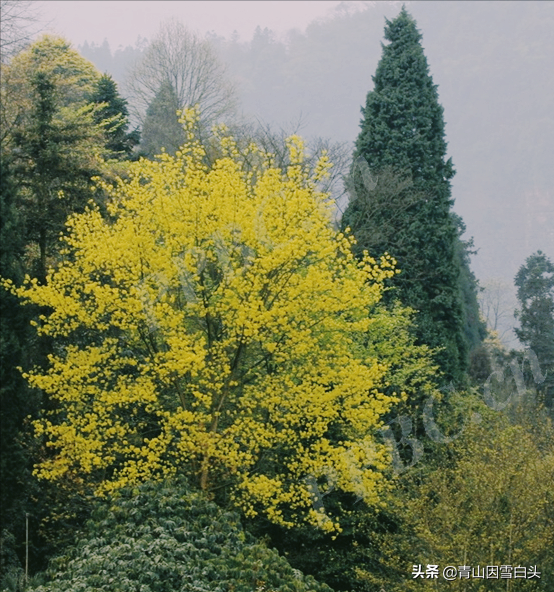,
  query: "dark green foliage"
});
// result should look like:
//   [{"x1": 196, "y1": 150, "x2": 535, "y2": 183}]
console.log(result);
[
  {"x1": 246, "y1": 493, "x2": 404, "y2": 592},
  {"x1": 0, "y1": 154, "x2": 25, "y2": 574},
  {"x1": 88, "y1": 73, "x2": 140, "y2": 158},
  {"x1": 514, "y1": 251, "x2": 554, "y2": 407},
  {"x1": 139, "y1": 79, "x2": 185, "y2": 158},
  {"x1": 28, "y1": 479, "x2": 333, "y2": 592},
  {"x1": 342, "y1": 7, "x2": 470, "y2": 384},
  {"x1": 0, "y1": 155, "x2": 69, "y2": 583},
  {"x1": 0, "y1": 153, "x2": 24, "y2": 285},
  {"x1": 452, "y1": 214, "x2": 487, "y2": 379},
  {"x1": 0, "y1": 154, "x2": 37, "y2": 578},
  {"x1": 352, "y1": 7, "x2": 455, "y2": 190},
  {"x1": 10, "y1": 70, "x2": 105, "y2": 282},
  {"x1": 87, "y1": 4, "x2": 553, "y2": 284}
]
